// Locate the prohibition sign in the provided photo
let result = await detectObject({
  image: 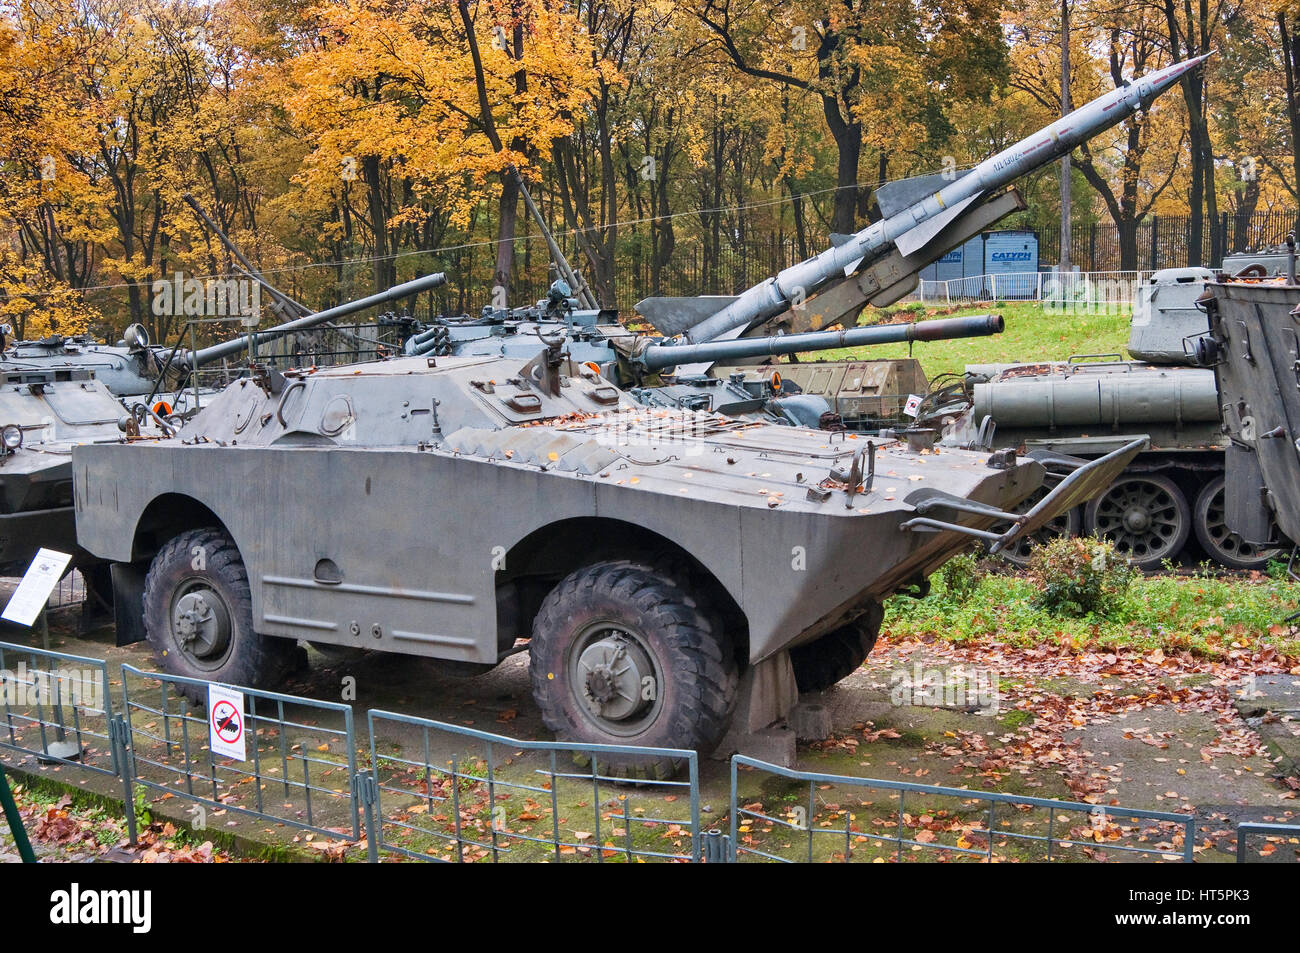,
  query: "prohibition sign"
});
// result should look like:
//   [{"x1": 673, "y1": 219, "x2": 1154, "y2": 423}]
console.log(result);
[{"x1": 212, "y1": 700, "x2": 243, "y2": 745}]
